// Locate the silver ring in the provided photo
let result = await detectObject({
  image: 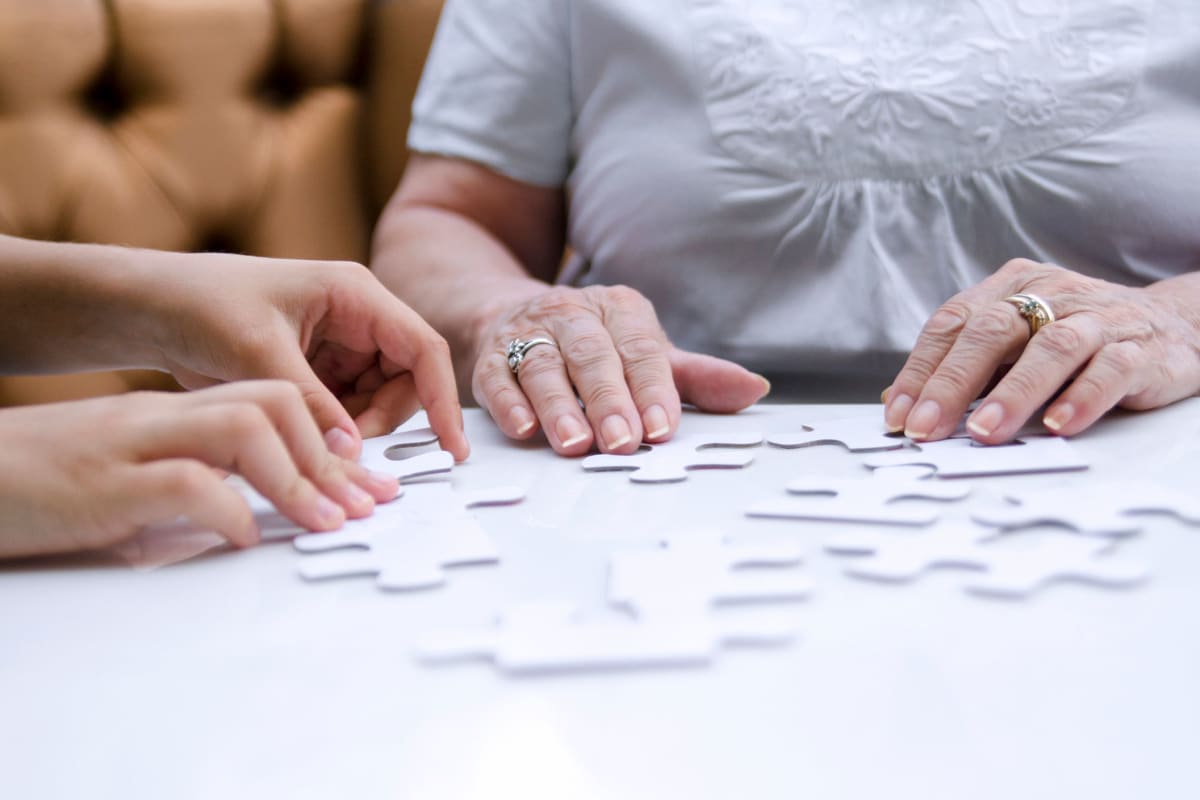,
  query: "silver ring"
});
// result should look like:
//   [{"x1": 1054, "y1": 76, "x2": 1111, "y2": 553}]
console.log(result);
[{"x1": 505, "y1": 337, "x2": 557, "y2": 376}]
